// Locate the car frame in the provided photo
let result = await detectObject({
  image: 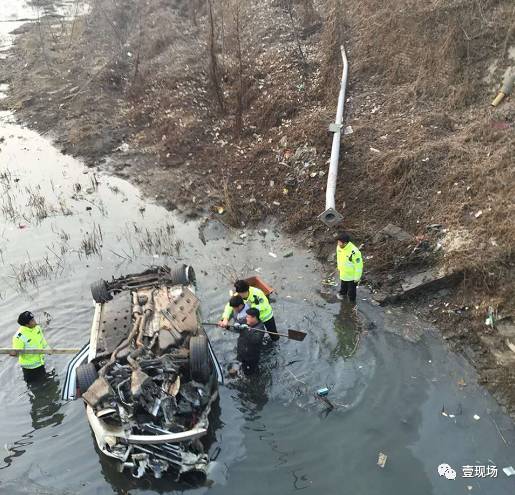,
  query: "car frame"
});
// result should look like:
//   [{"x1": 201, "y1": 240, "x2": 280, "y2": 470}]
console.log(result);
[{"x1": 62, "y1": 265, "x2": 223, "y2": 481}]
